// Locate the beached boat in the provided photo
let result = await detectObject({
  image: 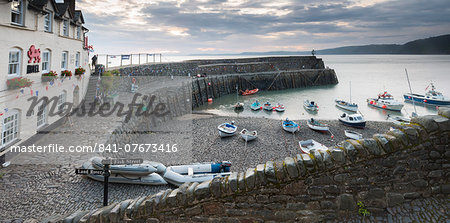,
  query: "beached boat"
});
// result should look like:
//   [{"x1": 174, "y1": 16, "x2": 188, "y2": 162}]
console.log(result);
[
  {"x1": 282, "y1": 118, "x2": 299, "y2": 133},
  {"x1": 233, "y1": 84, "x2": 244, "y2": 110},
  {"x1": 344, "y1": 130, "x2": 363, "y2": 140},
  {"x1": 91, "y1": 156, "x2": 166, "y2": 176},
  {"x1": 81, "y1": 160, "x2": 168, "y2": 185},
  {"x1": 274, "y1": 103, "x2": 285, "y2": 112},
  {"x1": 367, "y1": 91, "x2": 404, "y2": 111},
  {"x1": 307, "y1": 118, "x2": 329, "y2": 132},
  {"x1": 263, "y1": 102, "x2": 273, "y2": 111},
  {"x1": 251, "y1": 100, "x2": 262, "y2": 110},
  {"x1": 338, "y1": 113, "x2": 366, "y2": 128},
  {"x1": 240, "y1": 129, "x2": 258, "y2": 142},
  {"x1": 218, "y1": 121, "x2": 237, "y2": 137},
  {"x1": 163, "y1": 168, "x2": 231, "y2": 186},
  {"x1": 335, "y1": 99, "x2": 358, "y2": 112},
  {"x1": 403, "y1": 83, "x2": 450, "y2": 106},
  {"x1": 304, "y1": 100, "x2": 319, "y2": 112},
  {"x1": 387, "y1": 114, "x2": 411, "y2": 125},
  {"x1": 298, "y1": 139, "x2": 328, "y2": 154},
  {"x1": 240, "y1": 88, "x2": 259, "y2": 96}
]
